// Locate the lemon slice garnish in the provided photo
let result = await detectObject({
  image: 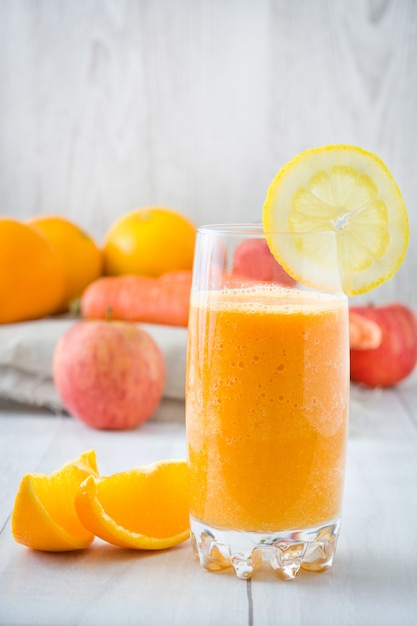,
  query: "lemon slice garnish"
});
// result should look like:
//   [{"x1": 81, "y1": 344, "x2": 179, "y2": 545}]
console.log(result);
[{"x1": 262, "y1": 145, "x2": 409, "y2": 296}]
